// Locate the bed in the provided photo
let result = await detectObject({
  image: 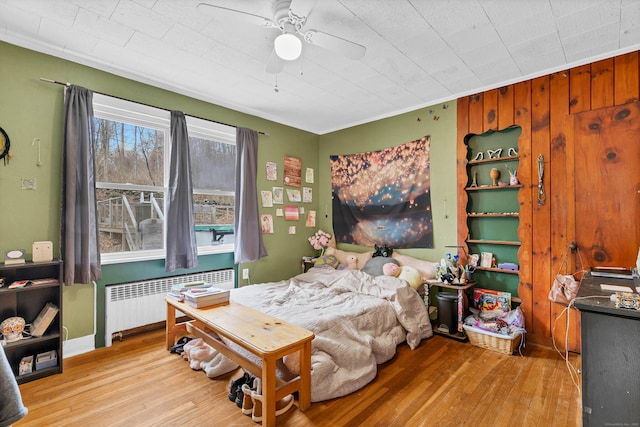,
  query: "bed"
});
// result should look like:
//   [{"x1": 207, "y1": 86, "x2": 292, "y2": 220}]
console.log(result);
[{"x1": 186, "y1": 261, "x2": 434, "y2": 402}]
